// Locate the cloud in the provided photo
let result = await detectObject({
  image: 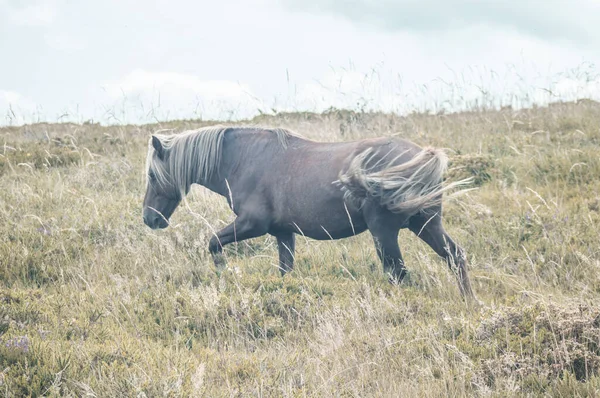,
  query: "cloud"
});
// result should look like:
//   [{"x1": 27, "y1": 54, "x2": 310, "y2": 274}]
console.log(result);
[
  {"x1": 291, "y1": 69, "x2": 400, "y2": 111},
  {"x1": 0, "y1": 90, "x2": 36, "y2": 109},
  {"x1": 5, "y1": 0, "x2": 59, "y2": 26},
  {"x1": 549, "y1": 66, "x2": 600, "y2": 102},
  {"x1": 280, "y1": 0, "x2": 600, "y2": 47},
  {"x1": 1, "y1": 0, "x2": 599, "y2": 127},
  {"x1": 0, "y1": 90, "x2": 38, "y2": 125},
  {"x1": 44, "y1": 32, "x2": 86, "y2": 51},
  {"x1": 98, "y1": 69, "x2": 261, "y2": 123},
  {"x1": 280, "y1": 61, "x2": 600, "y2": 116},
  {"x1": 104, "y1": 69, "x2": 251, "y2": 100}
]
